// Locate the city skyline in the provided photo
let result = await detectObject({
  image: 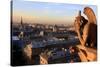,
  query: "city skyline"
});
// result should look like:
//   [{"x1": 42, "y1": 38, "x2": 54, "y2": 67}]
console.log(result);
[{"x1": 12, "y1": 0, "x2": 97, "y2": 25}]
